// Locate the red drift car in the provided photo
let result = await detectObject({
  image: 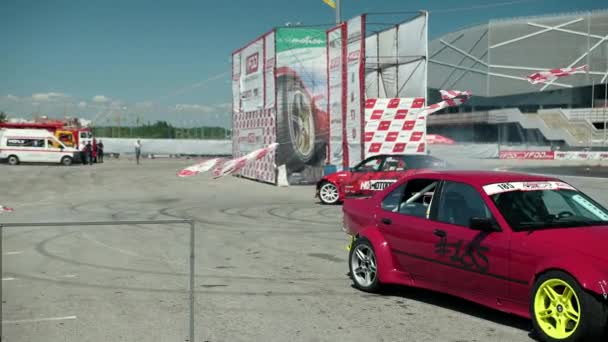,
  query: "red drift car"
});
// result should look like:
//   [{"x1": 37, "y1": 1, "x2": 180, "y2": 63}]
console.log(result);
[
  {"x1": 315, "y1": 154, "x2": 448, "y2": 205},
  {"x1": 344, "y1": 170, "x2": 608, "y2": 342}
]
